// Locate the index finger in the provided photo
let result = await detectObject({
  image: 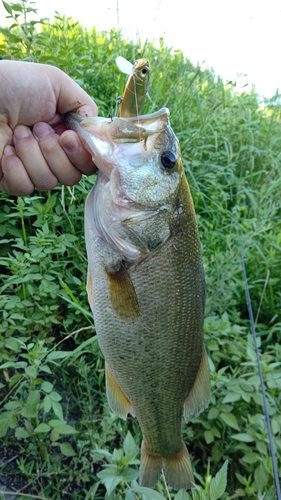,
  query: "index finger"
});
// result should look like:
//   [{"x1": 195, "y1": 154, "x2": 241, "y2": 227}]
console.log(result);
[{"x1": 0, "y1": 122, "x2": 13, "y2": 155}]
